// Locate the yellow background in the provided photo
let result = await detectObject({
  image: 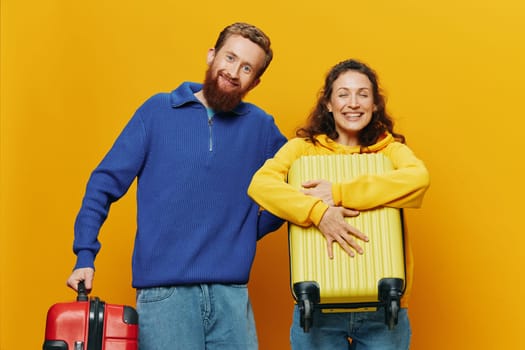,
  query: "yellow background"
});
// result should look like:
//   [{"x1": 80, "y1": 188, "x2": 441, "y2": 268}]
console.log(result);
[{"x1": 1, "y1": 0, "x2": 524, "y2": 349}]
